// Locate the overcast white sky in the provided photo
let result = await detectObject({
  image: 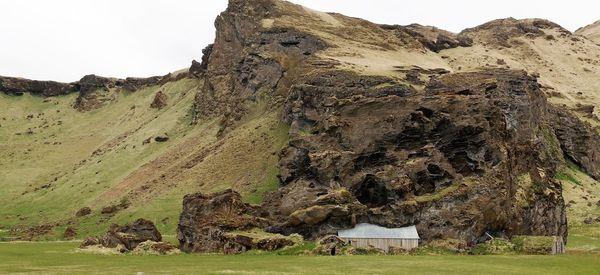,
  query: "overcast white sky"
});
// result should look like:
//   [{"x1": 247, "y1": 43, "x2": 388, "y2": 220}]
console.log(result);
[{"x1": 0, "y1": 0, "x2": 598, "y2": 82}]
